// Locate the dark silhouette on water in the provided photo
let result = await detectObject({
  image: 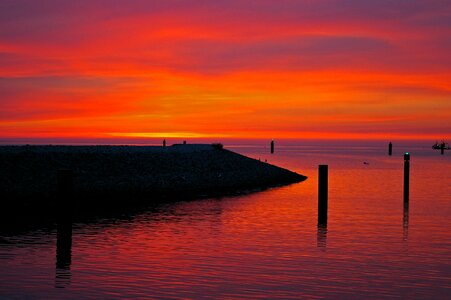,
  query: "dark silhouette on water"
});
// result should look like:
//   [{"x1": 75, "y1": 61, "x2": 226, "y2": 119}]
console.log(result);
[
  {"x1": 163, "y1": 139, "x2": 166, "y2": 147},
  {"x1": 389, "y1": 142, "x2": 393, "y2": 156},
  {"x1": 0, "y1": 145, "x2": 306, "y2": 227},
  {"x1": 317, "y1": 165, "x2": 328, "y2": 249},
  {"x1": 57, "y1": 170, "x2": 74, "y2": 213},
  {"x1": 270, "y1": 140, "x2": 274, "y2": 154},
  {"x1": 432, "y1": 140, "x2": 449, "y2": 155},
  {"x1": 318, "y1": 165, "x2": 328, "y2": 225},
  {"x1": 317, "y1": 224, "x2": 327, "y2": 249},
  {"x1": 55, "y1": 169, "x2": 74, "y2": 288},
  {"x1": 403, "y1": 202, "x2": 409, "y2": 242},
  {"x1": 403, "y1": 153, "x2": 410, "y2": 203},
  {"x1": 55, "y1": 217, "x2": 72, "y2": 288}
]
